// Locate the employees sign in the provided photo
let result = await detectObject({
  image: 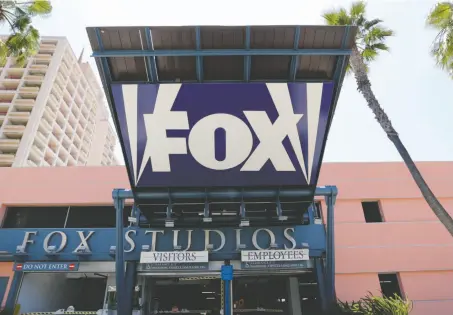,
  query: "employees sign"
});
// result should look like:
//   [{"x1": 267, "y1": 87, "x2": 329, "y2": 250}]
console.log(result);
[{"x1": 241, "y1": 249, "x2": 309, "y2": 262}]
